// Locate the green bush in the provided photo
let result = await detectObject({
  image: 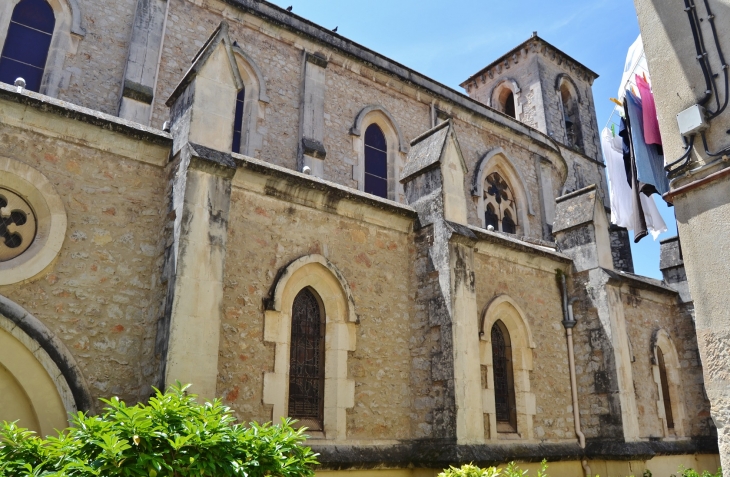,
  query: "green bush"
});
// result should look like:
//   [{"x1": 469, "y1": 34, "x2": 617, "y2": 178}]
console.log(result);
[
  {"x1": 0, "y1": 383, "x2": 319, "y2": 477},
  {"x1": 437, "y1": 461, "x2": 548, "y2": 477},
  {"x1": 674, "y1": 467, "x2": 723, "y2": 477}
]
